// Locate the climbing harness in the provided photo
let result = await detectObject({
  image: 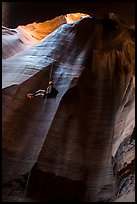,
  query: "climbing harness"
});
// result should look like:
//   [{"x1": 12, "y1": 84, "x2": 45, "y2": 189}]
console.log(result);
[
  {"x1": 26, "y1": 61, "x2": 54, "y2": 99},
  {"x1": 23, "y1": 29, "x2": 70, "y2": 200},
  {"x1": 23, "y1": 48, "x2": 56, "y2": 200}
]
